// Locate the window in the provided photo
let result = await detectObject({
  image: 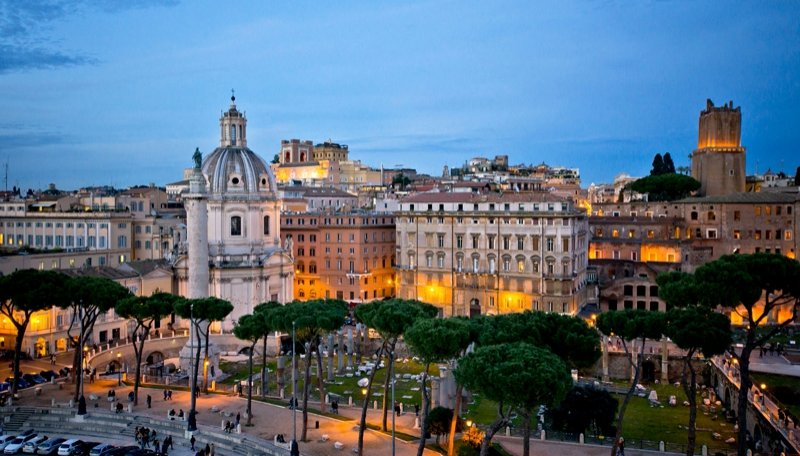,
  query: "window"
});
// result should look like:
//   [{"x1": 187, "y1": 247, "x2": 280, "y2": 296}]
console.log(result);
[
  {"x1": 231, "y1": 216, "x2": 242, "y2": 236},
  {"x1": 489, "y1": 257, "x2": 496, "y2": 274},
  {"x1": 426, "y1": 254, "x2": 433, "y2": 268},
  {"x1": 517, "y1": 236, "x2": 524, "y2": 250},
  {"x1": 471, "y1": 235, "x2": 479, "y2": 249},
  {"x1": 456, "y1": 256, "x2": 463, "y2": 272},
  {"x1": 437, "y1": 234, "x2": 445, "y2": 248},
  {"x1": 690, "y1": 211, "x2": 698, "y2": 220},
  {"x1": 734, "y1": 210, "x2": 741, "y2": 221},
  {"x1": 117, "y1": 236, "x2": 127, "y2": 248},
  {"x1": 488, "y1": 236, "x2": 495, "y2": 249},
  {"x1": 637, "y1": 285, "x2": 646, "y2": 296},
  {"x1": 472, "y1": 256, "x2": 479, "y2": 273},
  {"x1": 546, "y1": 238, "x2": 554, "y2": 252},
  {"x1": 562, "y1": 238, "x2": 569, "y2": 252},
  {"x1": 755, "y1": 230, "x2": 761, "y2": 240},
  {"x1": 755, "y1": 206, "x2": 761, "y2": 216},
  {"x1": 733, "y1": 230, "x2": 741, "y2": 239},
  {"x1": 263, "y1": 216, "x2": 270, "y2": 235},
  {"x1": 624, "y1": 285, "x2": 633, "y2": 296},
  {"x1": 502, "y1": 258, "x2": 510, "y2": 272},
  {"x1": 456, "y1": 235, "x2": 463, "y2": 249},
  {"x1": 517, "y1": 259, "x2": 525, "y2": 272},
  {"x1": 437, "y1": 255, "x2": 445, "y2": 268},
  {"x1": 707, "y1": 229, "x2": 717, "y2": 239}
]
